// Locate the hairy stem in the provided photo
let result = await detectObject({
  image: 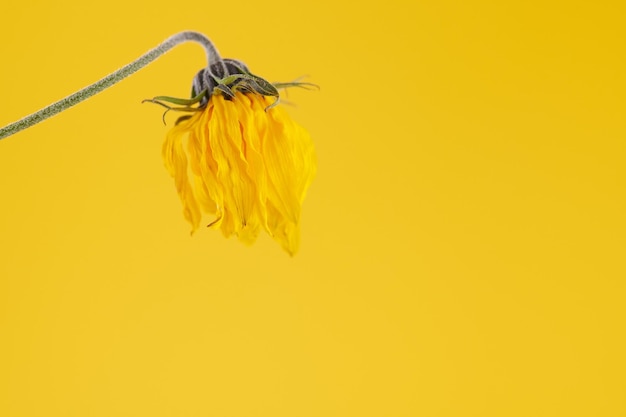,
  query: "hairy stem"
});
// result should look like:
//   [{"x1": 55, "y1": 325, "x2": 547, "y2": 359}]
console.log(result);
[{"x1": 0, "y1": 31, "x2": 221, "y2": 141}]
